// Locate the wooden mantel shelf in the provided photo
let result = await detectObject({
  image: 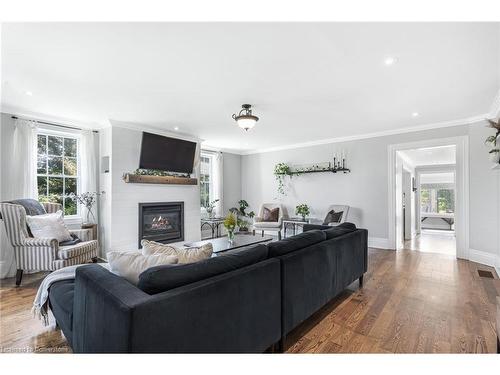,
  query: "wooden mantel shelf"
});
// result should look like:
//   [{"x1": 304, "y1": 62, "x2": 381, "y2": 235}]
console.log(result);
[{"x1": 123, "y1": 173, "x2": 198, "y2": 185}]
